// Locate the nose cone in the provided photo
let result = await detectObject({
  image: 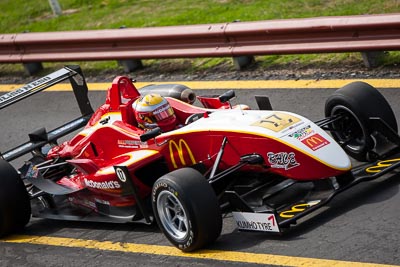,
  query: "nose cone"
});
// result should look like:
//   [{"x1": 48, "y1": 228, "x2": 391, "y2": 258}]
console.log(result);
[{"x1": 282, "y1": 123, "x2": 352, "y2": 173}]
